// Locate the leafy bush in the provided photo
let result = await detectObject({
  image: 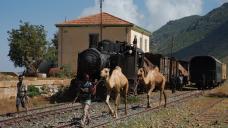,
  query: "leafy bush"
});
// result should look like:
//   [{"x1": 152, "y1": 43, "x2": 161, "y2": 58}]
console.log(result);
[
  {"x1": 50, "y1": 86, "x2": 72, "y2": 103},
  {"x1": 56, "y1": 65, "x2": 72, "y2": 78},
  {"x1": 50, "y1": 79, "x2": 80, "y2": 103},
  {"x1": 28, "y1": 85, "x2": 40, "y2": 97}
]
